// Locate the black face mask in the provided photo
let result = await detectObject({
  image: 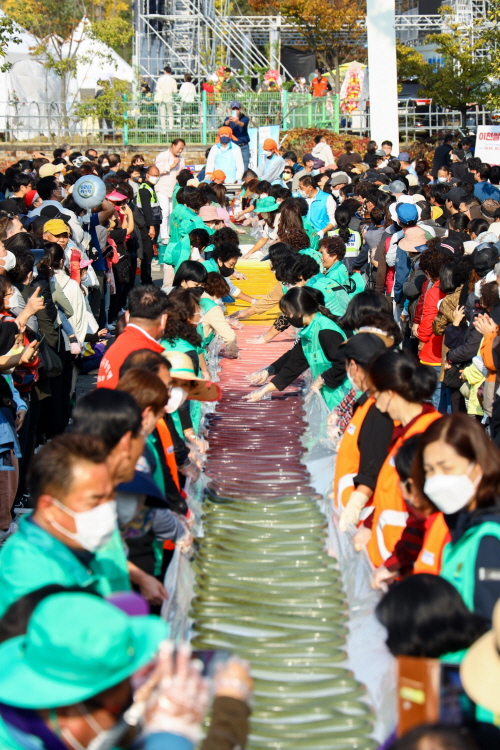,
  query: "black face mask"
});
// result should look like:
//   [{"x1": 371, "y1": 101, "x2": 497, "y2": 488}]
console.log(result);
[
  {"x1": 286, "y1": 314, "x2": 305, "y2": 328},
  {"x1": 219, "y1": 264, "x2": 234, "y2": 277}
]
